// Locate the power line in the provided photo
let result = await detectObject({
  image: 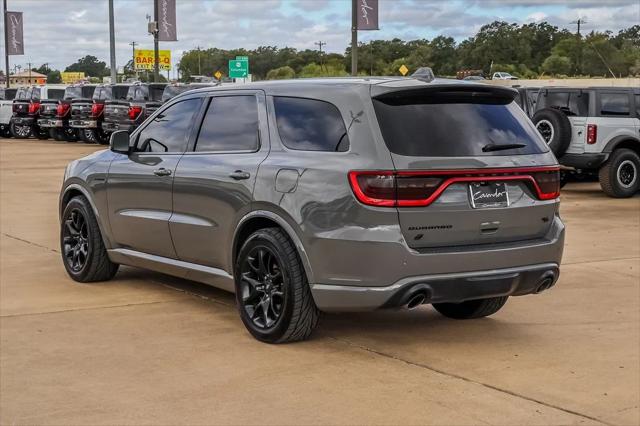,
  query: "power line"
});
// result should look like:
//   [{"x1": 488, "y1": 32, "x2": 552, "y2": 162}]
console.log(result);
[{"x1": 315, "y1": 40, "x2": 326, "y2": 70}]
